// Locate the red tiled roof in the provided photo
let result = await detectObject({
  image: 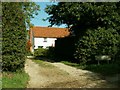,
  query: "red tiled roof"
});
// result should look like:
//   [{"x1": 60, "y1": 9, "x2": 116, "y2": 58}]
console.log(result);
[{"x1": 30, "y1": 26, "x2": 70, "y2": 38}]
